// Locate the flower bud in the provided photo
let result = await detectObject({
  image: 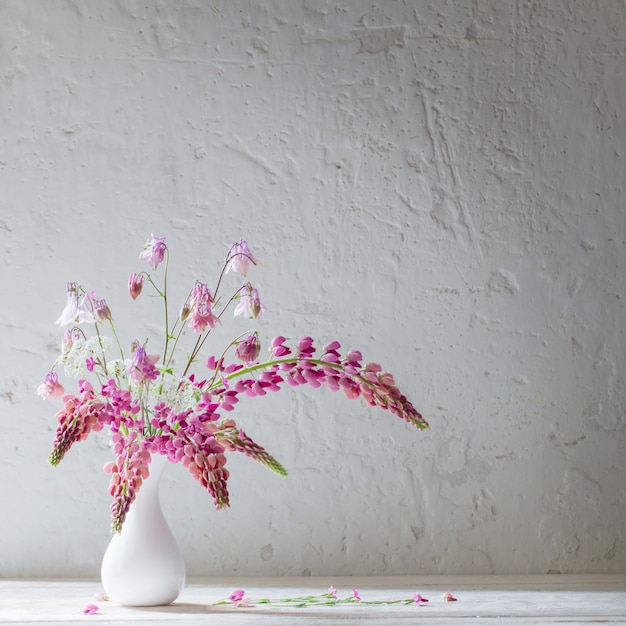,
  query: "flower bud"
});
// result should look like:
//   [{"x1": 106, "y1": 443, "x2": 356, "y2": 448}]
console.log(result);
[
  {"x1": 128, "y1": 273, "x2": 144, "y2": 300},
  {"x1": 235, "y1": 334, "x2": 261, "y2": 364},
  {"x1": 179, "y1": 302, "x2": 191, "y2": 322}
]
